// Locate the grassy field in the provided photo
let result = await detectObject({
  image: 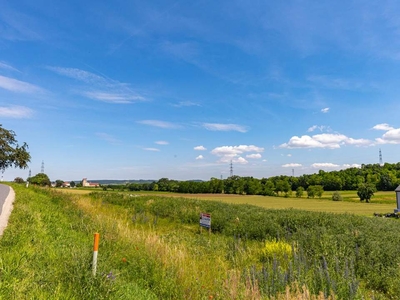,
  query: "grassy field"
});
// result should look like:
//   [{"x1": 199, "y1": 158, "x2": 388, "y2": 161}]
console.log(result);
[
  {"x1": 2, "y1": 185, "x2": 400, "y2": 299},
  {"x1": 59, "y1": 188, "x2": 397, "y2": 216}
]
